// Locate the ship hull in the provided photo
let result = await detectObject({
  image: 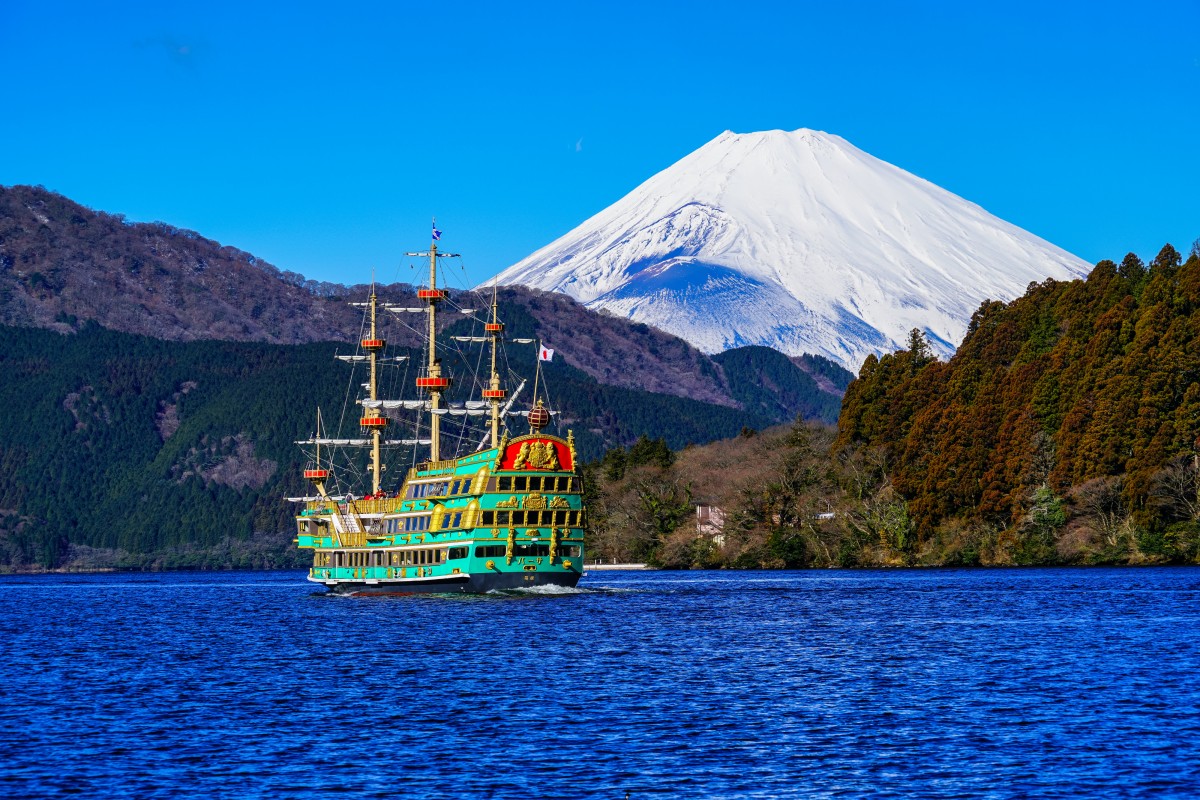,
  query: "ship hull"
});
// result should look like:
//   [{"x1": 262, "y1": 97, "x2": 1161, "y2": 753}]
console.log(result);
[{"x1": 311, "y1": 570, "x2": 581, "y2": 595}]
